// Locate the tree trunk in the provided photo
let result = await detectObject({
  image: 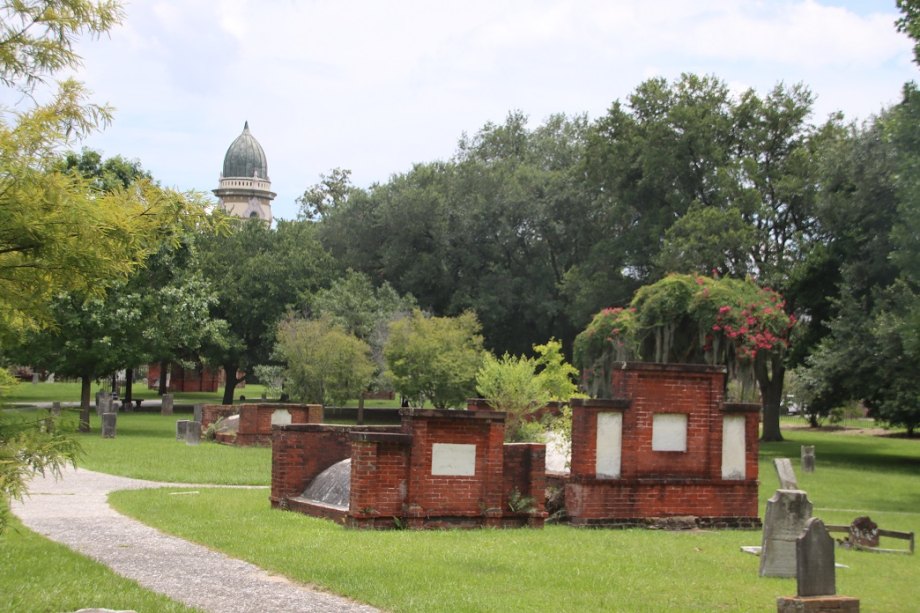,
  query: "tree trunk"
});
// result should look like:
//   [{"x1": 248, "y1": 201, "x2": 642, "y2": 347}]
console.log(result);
[
  {"x1": 124, "y1": 368, "x2": 133, "y2": 404},
  {"x1": 79, "y1": 374, "x2": 92, "y2": 433},
  {"x1": 222, "y1": 364, "x2": 241, "y2": 405},
  {"x1": 357, "y1": 393, "x2": 365, "y2": 426},
  {"x1": 158, "y1": 361, "x2": 169, "y2": 396},
  {"x1": 757, "y1": 353, "x2": 785, "y2": 442}
]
